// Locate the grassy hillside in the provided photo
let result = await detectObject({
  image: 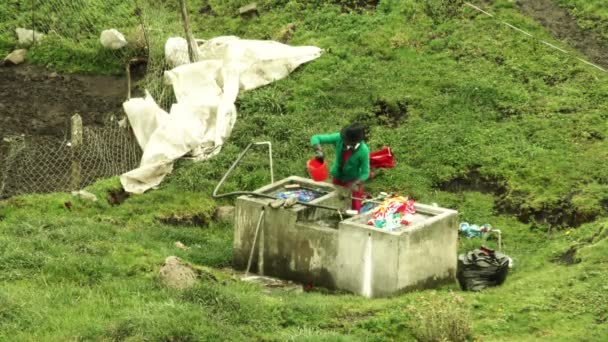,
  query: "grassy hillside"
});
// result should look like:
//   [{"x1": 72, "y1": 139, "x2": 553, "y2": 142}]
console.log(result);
[
  {"x1": 558, "y1": 0, "x2": 608, "y2": 40},
  {"x1": 1, "y1": 0, "x2": 608, "y2": 340}
]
